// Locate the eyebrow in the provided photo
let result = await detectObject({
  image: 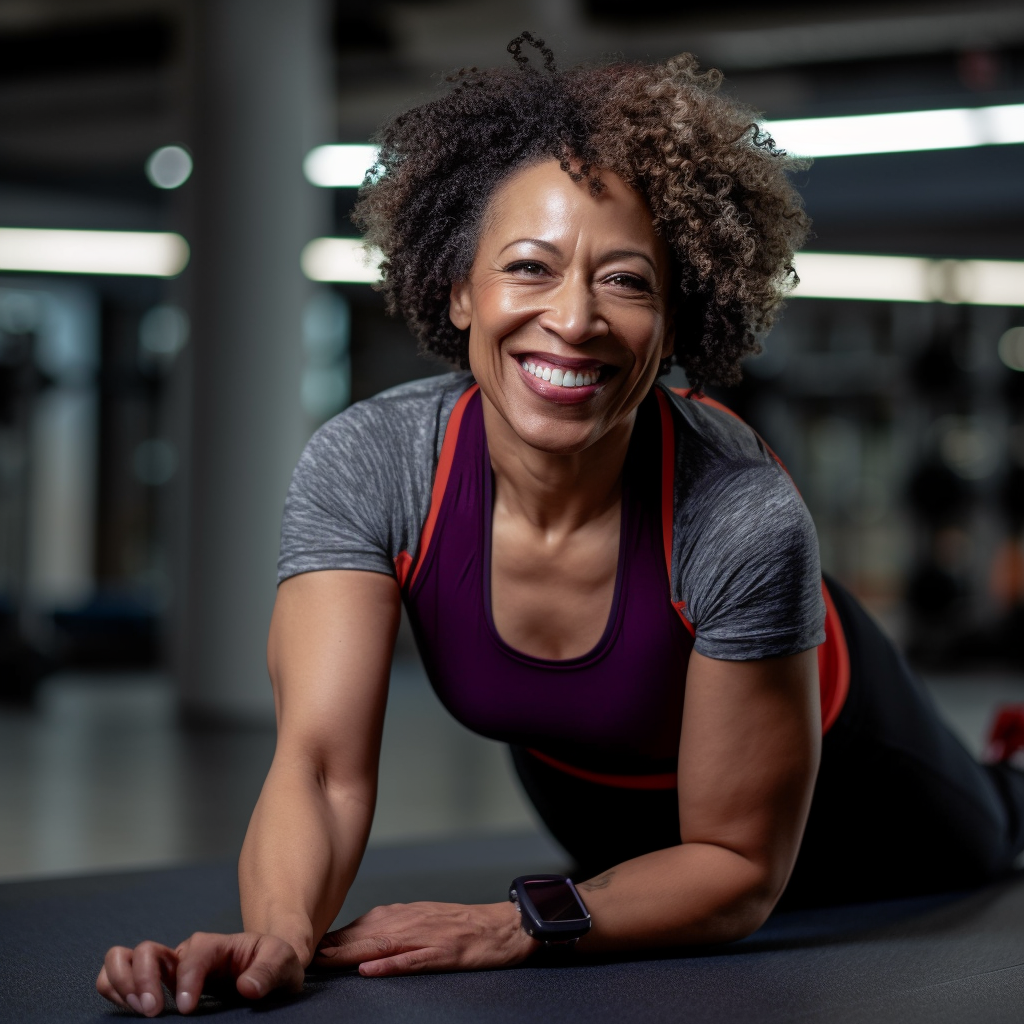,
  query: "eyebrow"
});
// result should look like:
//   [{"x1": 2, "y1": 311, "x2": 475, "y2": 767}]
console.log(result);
[{"x1": 498, "y1": 238, "x2": 659, "y2": 275}]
